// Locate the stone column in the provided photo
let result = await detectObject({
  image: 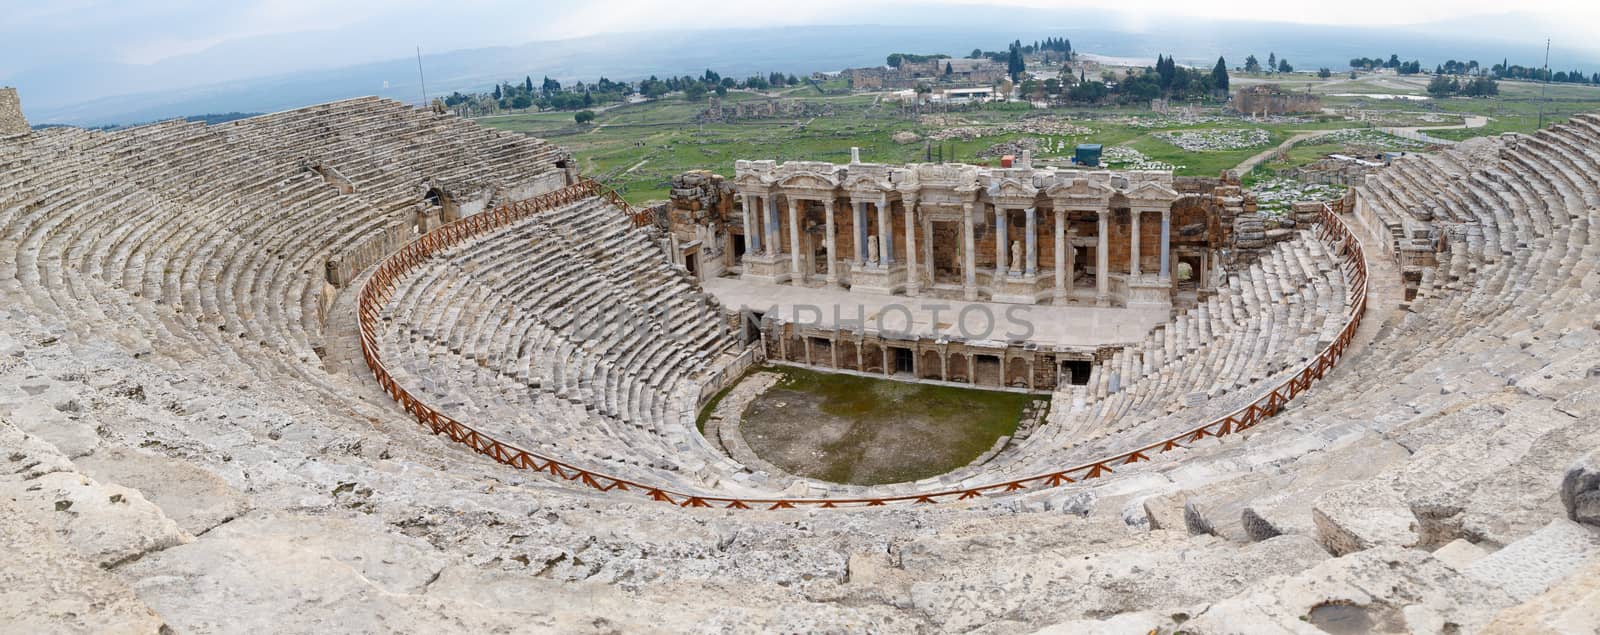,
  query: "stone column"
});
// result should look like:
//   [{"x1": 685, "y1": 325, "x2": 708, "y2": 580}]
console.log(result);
[
  {"x1": 766, "y1": 197, "x2": 779, "y2": 257},
  {"x1": 1096, "y1": 209, "x2": 1110, "y2": 306},
  {"x1": 963, "y1": 202, "x2": 978, "y2": 300},
  {"x1": 755, "y1": 195, "x2": 768, "y2": 252},
  {"x1": 1025, "y1": 206, "x2": 1038, "y2": 275},
  {"x1": 1066, "y1": 229, "x2": 1077, "y2": 294},
  {"x1": 1054, "y1": 209, "x2": 1067, "y2": 299},
  {"x1": 878, "y1": 197, "x2": 894, "y2": 265},
  {"x1": 1159, "y1": 209, "x2": 1171, "y2": 280},
  {"x1": 903, "y1": 195, "x2": 920, "y2": 294},
  {"x1": 1130, "y1": 209, "x2": 1142, "y2": 277},
  {"x1": 740, "y1": 194, "x2": 756, "y2": 260},
  {"x1": 788, "y1": 198, "x2": 804, "y2": 284},
  {"x1": 995, "y1": 206, "x2": 1008, "y2": 278},
  {"x1": 853, "y1": 201, "x2": 868, "y2": 263},
  {"x1": 823, "y1": 198, "x2": 839, "y2": 287}
]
